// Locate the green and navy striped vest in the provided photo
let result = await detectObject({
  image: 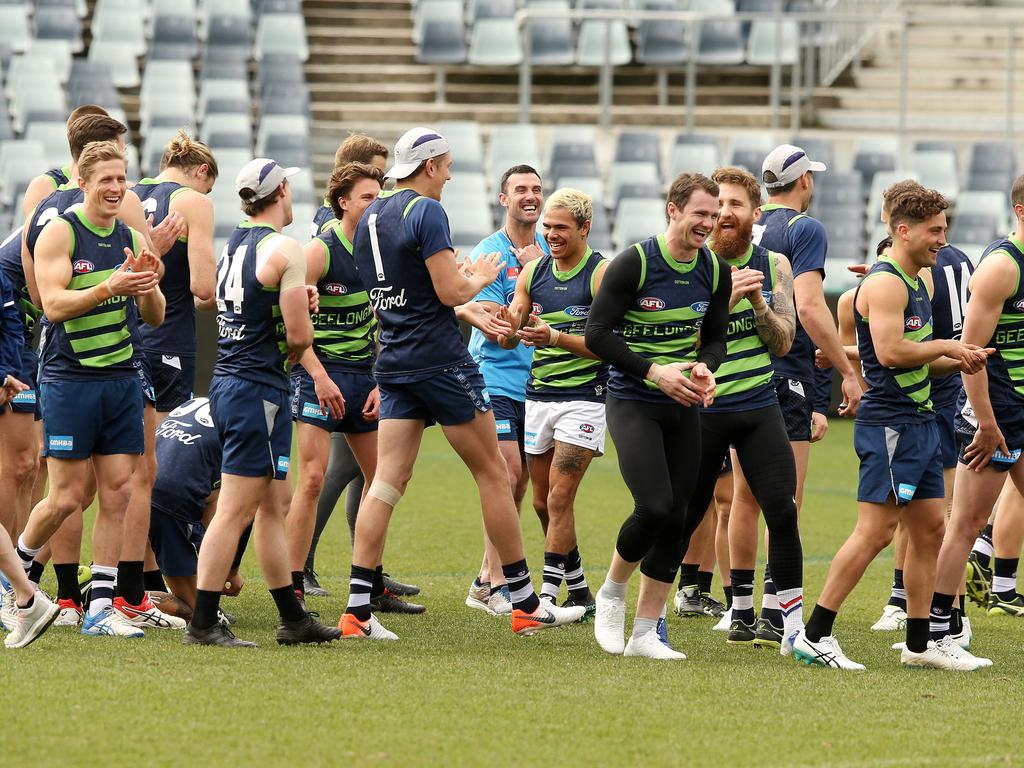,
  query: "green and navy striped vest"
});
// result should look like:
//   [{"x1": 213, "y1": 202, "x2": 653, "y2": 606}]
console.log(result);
[
  {"x1": 608, "y1": 234, "x2": 720, "y2": 403},
  {"x1": 524, "y1": 248, "x2": 608, "y2": 402},
  {"x1": 299, "y1": 222, "x2": 376, "y2": 374},
  {"x1": 854, "y1": 256, "x2": 934, "y2": 424},
  {"x1": 704, "y1": 242, "x2": 778, "y2": 413},
  {"x1": 983, "y1": 233, "x2": 1024, "y2": 405},
  {"x1": 39, "y1": 209, "x2": 140, "y2": 381}
]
